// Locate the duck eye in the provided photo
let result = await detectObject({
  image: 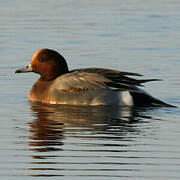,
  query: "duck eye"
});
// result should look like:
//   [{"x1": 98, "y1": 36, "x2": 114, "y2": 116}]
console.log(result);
[{"x1": 39, "y1": 58, "x2": 48, "y2": 62}]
